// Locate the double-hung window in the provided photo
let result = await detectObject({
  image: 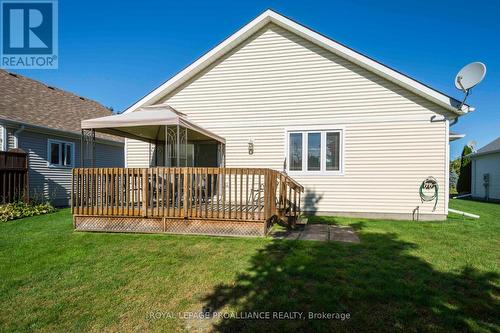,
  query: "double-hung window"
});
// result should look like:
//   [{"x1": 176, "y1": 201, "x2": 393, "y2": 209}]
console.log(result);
[
  {"x1": 287, "y1": 130, "x2": 342, "y2": 174},
  {"x1": 48, "y1": 139, "x2": 74, "y2": 167}
]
